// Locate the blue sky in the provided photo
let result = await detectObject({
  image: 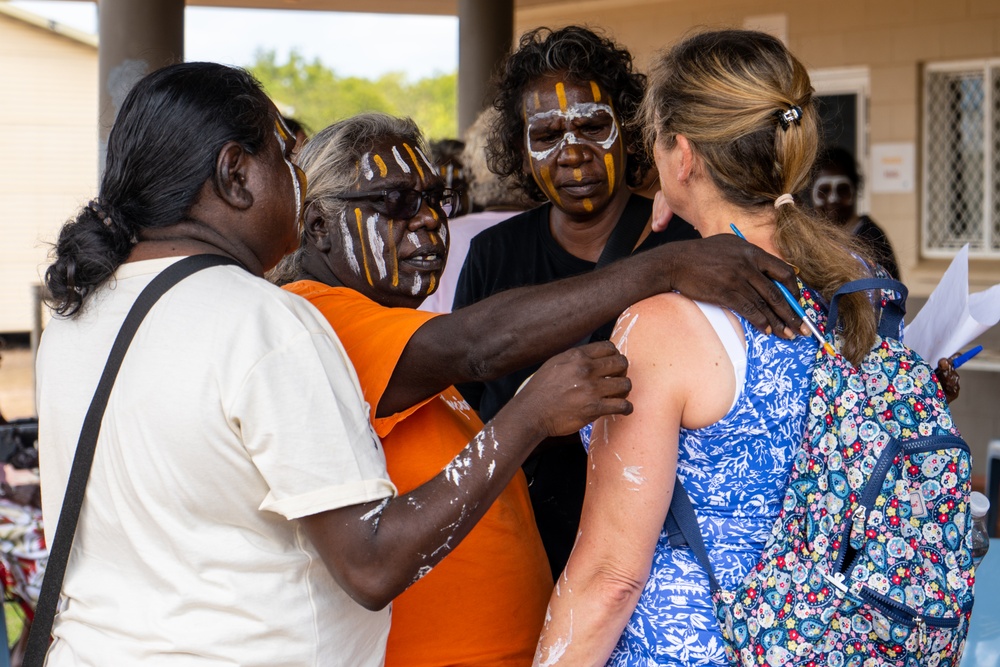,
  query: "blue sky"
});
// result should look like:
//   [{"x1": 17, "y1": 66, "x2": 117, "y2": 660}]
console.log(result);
[{"x1": 10, "y1": 1, "x2": 458, "y2": 80}]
